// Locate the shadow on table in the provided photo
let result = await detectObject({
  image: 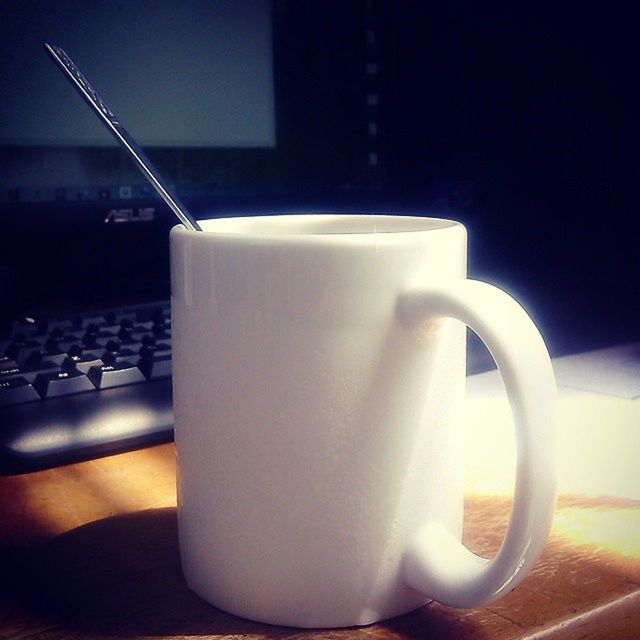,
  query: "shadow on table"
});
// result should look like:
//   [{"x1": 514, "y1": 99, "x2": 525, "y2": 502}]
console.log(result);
[{"x1": 2, "y1": 507, "x2": 481, "y2": 639}]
